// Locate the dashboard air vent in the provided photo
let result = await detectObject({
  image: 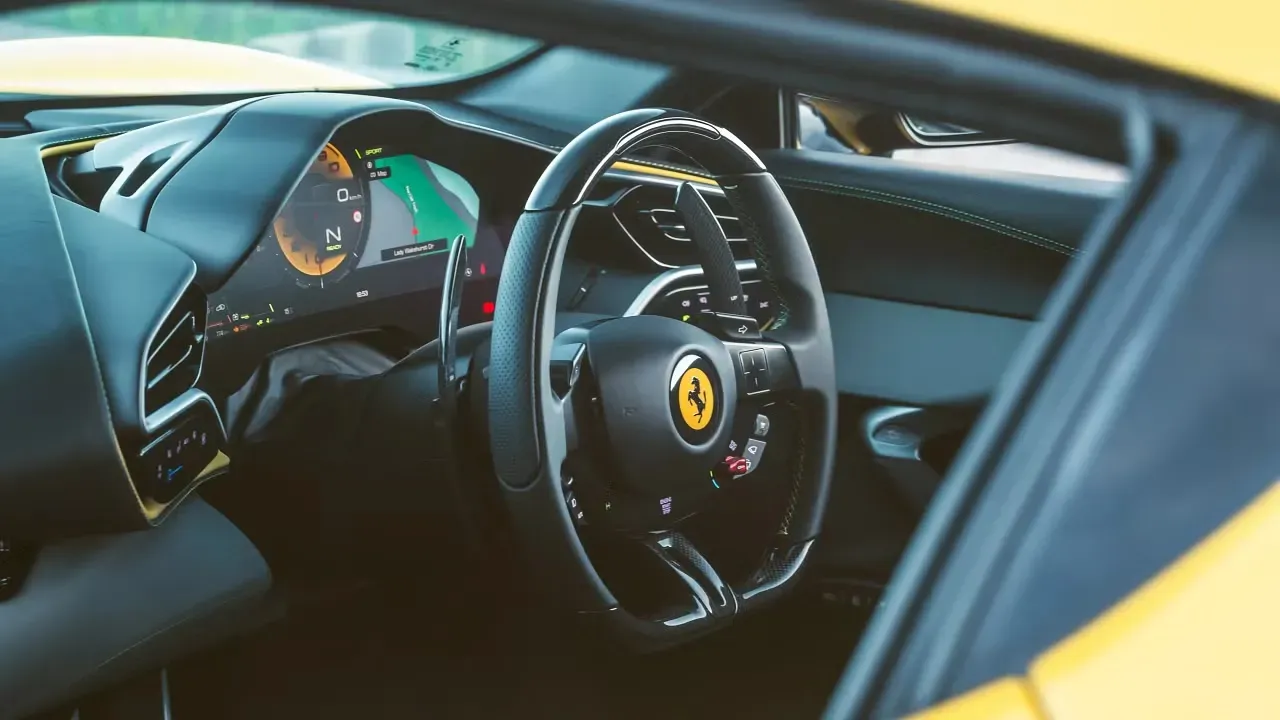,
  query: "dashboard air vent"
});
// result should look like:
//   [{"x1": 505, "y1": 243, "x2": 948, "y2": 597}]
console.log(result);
[
  {"x1": 144, "y1": 286, "x2": 207, "y2": 415},
  {"x1": 639, "y1": 205, "x2": 744, "y2": 243},
  {"x1": 611, "y1": 183, "x2": 751, "y2": 267}
]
